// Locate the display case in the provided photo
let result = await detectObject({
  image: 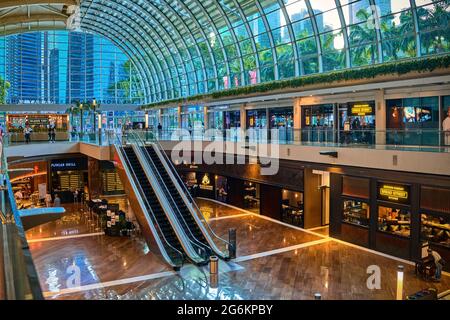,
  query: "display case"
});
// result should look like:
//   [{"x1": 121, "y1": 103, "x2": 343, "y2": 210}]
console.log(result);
[
  {"x1": 378, "y1": 206, "x2": 411, "y2": 238},
  {"x1": 421, "y1": 213, "x2": 450, "y2": 248},
  {"x1": 342, "y1": 199, "x2": 370, "y2": 227}
]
